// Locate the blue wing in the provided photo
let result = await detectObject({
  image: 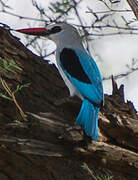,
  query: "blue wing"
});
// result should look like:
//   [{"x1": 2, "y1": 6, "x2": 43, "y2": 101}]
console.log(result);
[{"x1": 59, "y1": 48, "x2": 104, "y2": 106}]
